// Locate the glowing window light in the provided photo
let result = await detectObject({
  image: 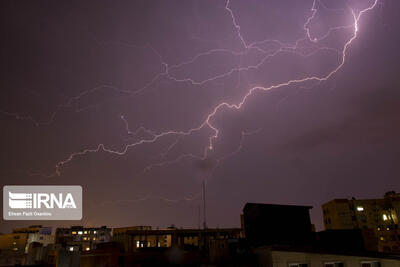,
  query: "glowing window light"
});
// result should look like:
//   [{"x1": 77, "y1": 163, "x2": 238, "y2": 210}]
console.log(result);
[
  {"x1": 69, "y1": 247, "x2": 74, "y2": 251},
  {"x1": 72, "y1": 231, "x2": 77, "y2": 235},
  {"x1": 357, "y1": 206, "x2": 364, "y2": 211},
  {"x1": 85, "y1": 247, "x2": 90, "y2": 251},
  {"x1": 383, "y1": 214, "x2": 388, "y2": 221},
  {"x1": 78, "y1": 231, "x2": 83, "y2": 235}
]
